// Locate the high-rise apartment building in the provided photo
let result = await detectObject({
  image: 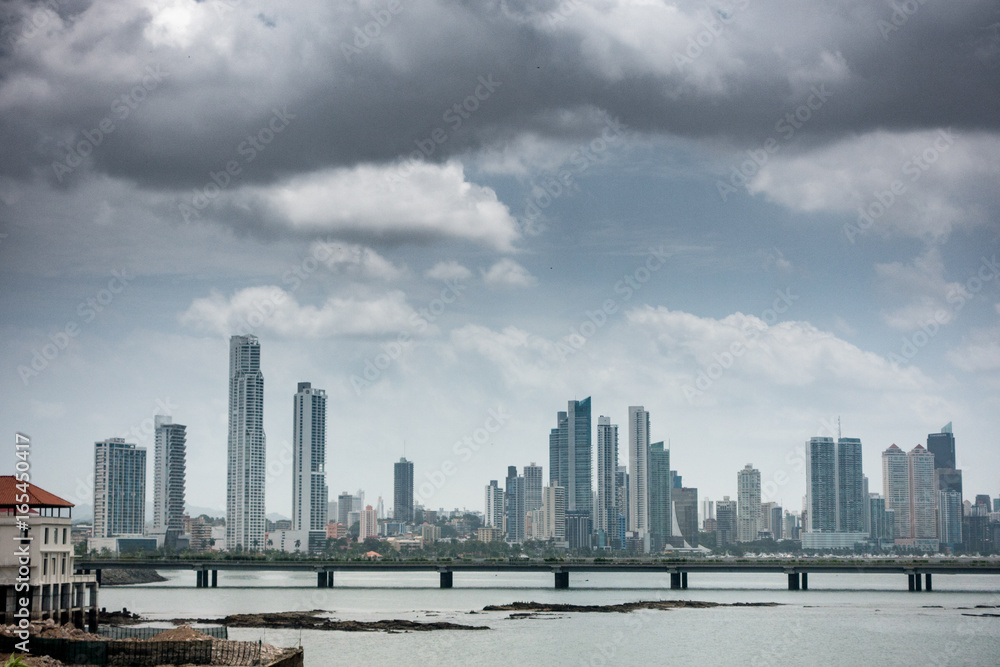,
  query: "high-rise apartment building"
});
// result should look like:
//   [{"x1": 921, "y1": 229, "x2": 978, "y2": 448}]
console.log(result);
[
  {"x1": 908, "y1": 445, "x2": 937, "y2": 543},
  {"x1": 803, "y1": 436, "x2": 867, "y2": 548},
  {"x1": 868, "y1": 494, "x2": 895, "y2": 543},
  {"x1": 292, "y1": 382, "x2": 328, "y2": 552},
  {"x1": 737, "y1": 464, "x2": 761, "y2": 543},
  {"x1": 882, "y1": 443, "x2": 938, "y2": 549},
  {"x1": 549, "y1": 398, "x2": 592, "y2": 518},
  {"x1": 484, "y1": 480, "x2": 504, "y2": 528},
  {"x1": 628, "y1": 406, "x2": 650, "y2": 537},
  {"x1": 359, "y1": 505, "x2": 378, "y2": 541},
  {"x1": 94, "y1": 438, "x2": 146, "y2": 538},
  {"x1": 524, "y1": 463, "x2": 543, "y2": 513},
  {"x1": 716, "y1": 496, "x2": 737, "y2": 546},
  {"x1": 542, "y1": 485, "x2": 566, "y2": 542},
  {"x1": 648, "y1": 441, "x2": 671, "y2": 551},
  {"x1": 505, "y1": 466, "x2": 525, "y2": 543},
  {"x1": 882, "y1": 444, "x2": 910, "y2": 540},
  {"x1": 927, "y1": 424, "x2": 963, "y2": 547},
  {"x1": 152, "y1": 416, "x2": 185, "y2": 539},
  {"x1": 394, "y1": 458, "x2": 414, "y2": 523},
  {"x1": 227, "y1": 334, "x2": 266, "y2": 551},
  {"x1": 595, "y1": 417, "x2": 618, "y2": 539},
  {"x1": 337, "y1": 491, "x2": 354, "y2": 527},
  {"x1": 938, "y1": 490, "x2": 963, "y2": 548},
  {"x1": 615, "y1": 465, "x2": 629, "y2": 535}
]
